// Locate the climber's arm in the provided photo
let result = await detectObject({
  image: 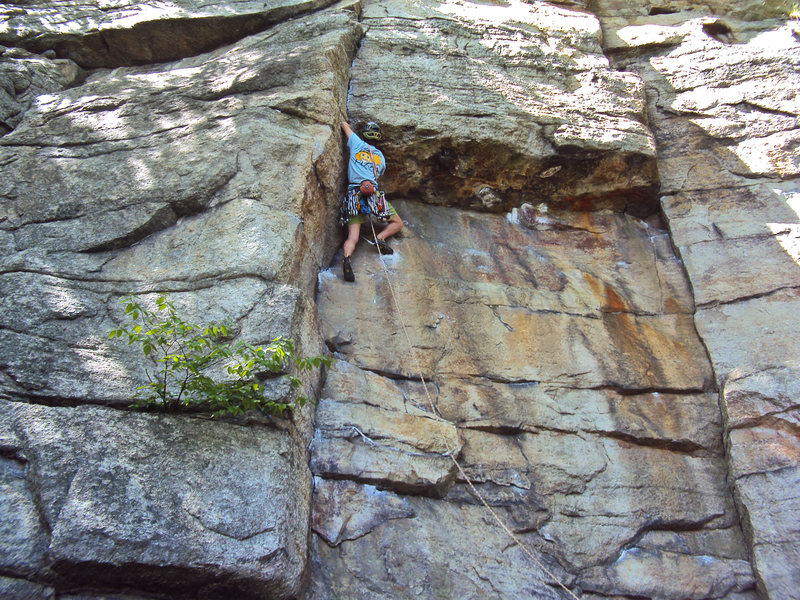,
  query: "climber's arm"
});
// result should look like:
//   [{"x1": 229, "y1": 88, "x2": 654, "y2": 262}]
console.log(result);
[{"x1": 341, "y1": 121, "x2": 354, "y2": 138}]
